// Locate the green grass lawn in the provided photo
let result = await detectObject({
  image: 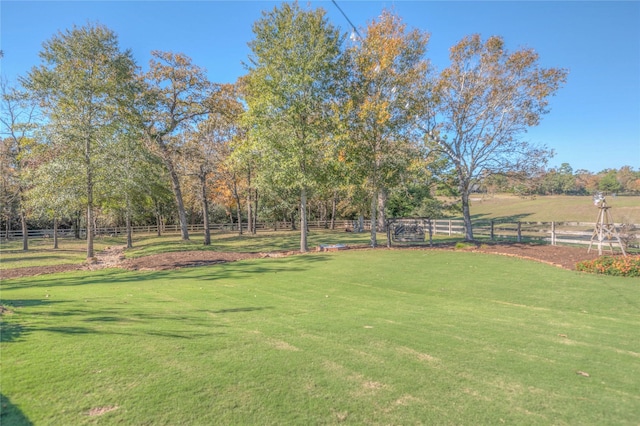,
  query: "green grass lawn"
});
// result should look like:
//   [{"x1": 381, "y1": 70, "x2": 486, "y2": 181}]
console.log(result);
[{"x1": 2, "y1": 250, "x2": 639, "y2": 425}]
